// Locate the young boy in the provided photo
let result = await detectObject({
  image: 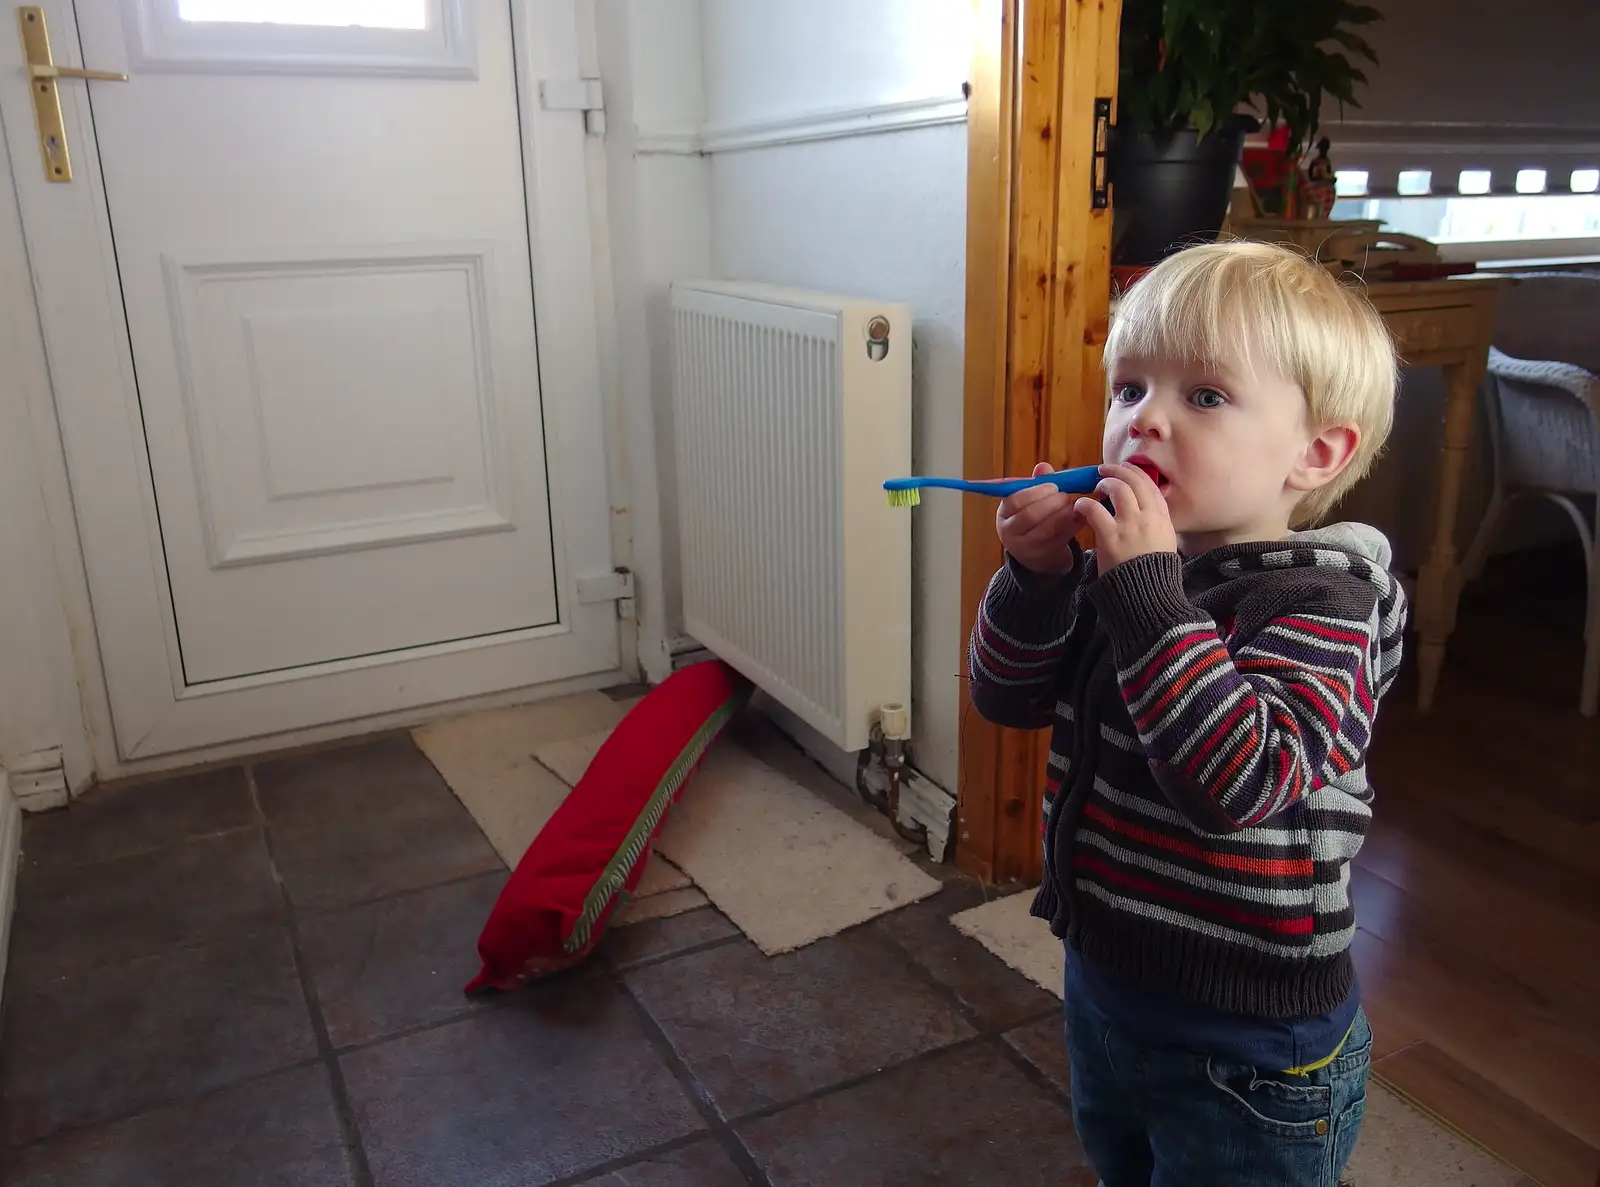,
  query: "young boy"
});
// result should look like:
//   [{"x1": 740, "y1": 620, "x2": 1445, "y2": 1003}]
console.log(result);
[{"x1": 968, "y1": 242, "x2": 1407, "y2": 1187}]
